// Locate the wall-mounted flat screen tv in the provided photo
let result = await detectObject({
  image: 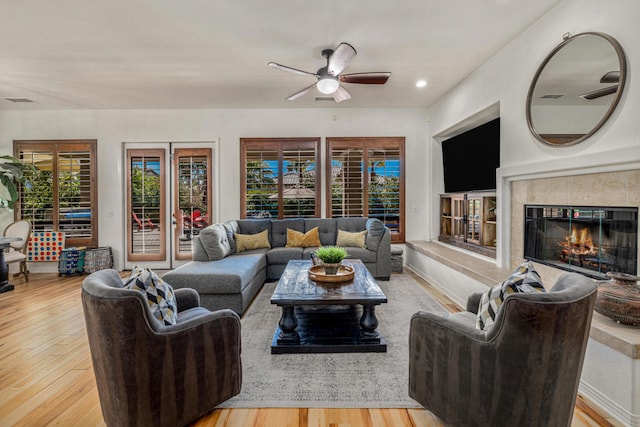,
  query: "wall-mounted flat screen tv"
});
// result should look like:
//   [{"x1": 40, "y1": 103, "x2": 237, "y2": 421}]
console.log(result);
[{"x1": 442, "y1": 118, "x2": 500, "y2": 193}]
